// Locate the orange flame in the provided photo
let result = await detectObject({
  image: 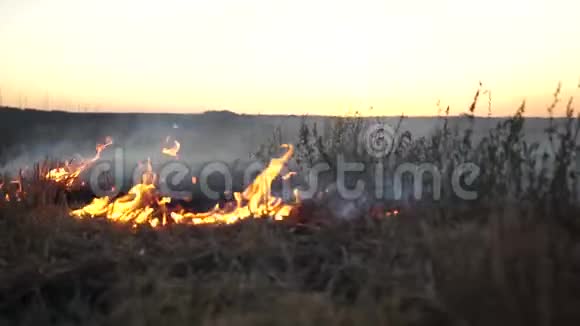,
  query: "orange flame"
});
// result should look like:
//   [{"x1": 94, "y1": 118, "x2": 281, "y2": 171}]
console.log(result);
[
  {"x1": 71, "y1": 184, "x2": 171, "y2": 228},
  {"x1": 46, "y1": 137, "x2": 113, "y2": 188},
  {"x1": 72, "y1": 144, "x2": 298, "y2": 227},
  {"x1": 162, "y1": 139, "x2": 181, "y2": 158}
]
